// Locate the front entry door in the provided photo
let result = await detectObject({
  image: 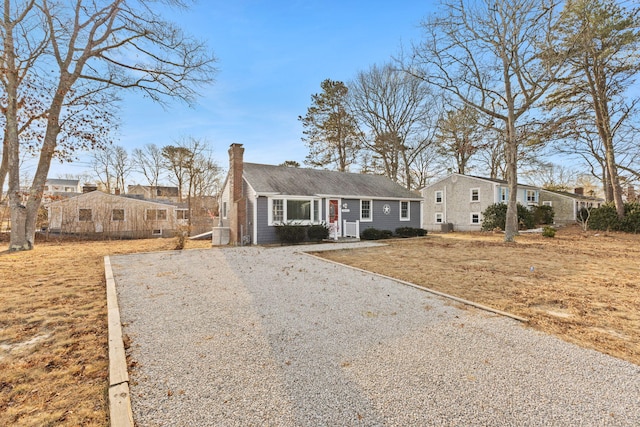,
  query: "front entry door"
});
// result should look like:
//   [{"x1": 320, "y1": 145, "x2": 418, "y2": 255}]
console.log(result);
[{"x1": 328, "y1": 199, "x2": 340, "y2": 239}]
